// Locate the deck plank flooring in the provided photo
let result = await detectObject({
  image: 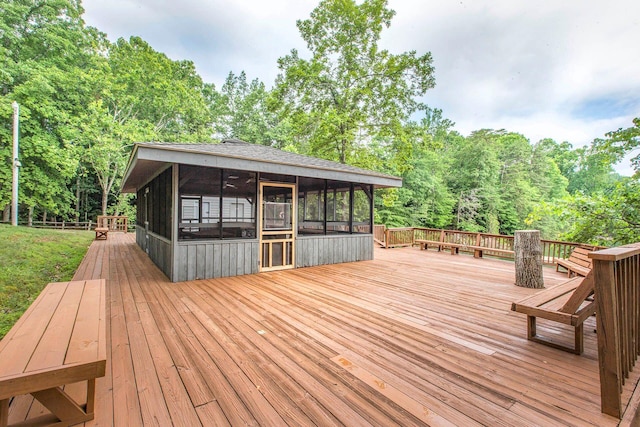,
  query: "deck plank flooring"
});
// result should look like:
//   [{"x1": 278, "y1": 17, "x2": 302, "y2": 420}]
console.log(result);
[{"x1": 6, "y1": 232, "x2": 640, "y2": 426}]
